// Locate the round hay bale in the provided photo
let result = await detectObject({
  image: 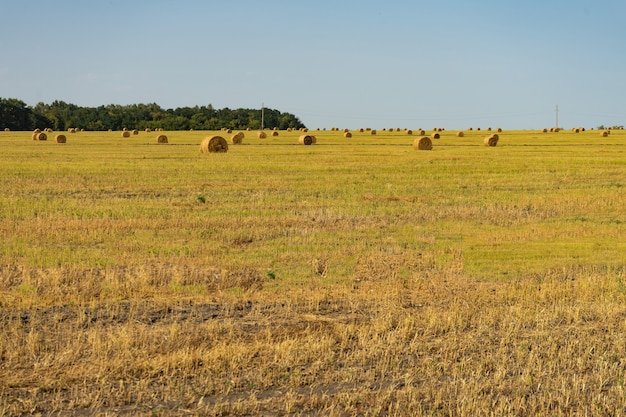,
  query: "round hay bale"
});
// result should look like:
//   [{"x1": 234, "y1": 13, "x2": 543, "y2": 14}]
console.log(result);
[
  {"x1": 358, "y1": 128, "x2": 364, "y2": 133},
  {"x1": 226, "y1": 129, "x2": 232, "y2": 134},
  {"x1": 487, "y1": 127, "x2": 492, "y2": 131},
  {"x1": 370, "y1": 130, "x2": 377, "y2": 135},
  {"x1": 413, "y1": 136, "x2": 433, "y2": 150},
  {"x1": 343, "y1": 131, "x2": 352, "y2": 138},
  {"x1": 416, "y1": 129, "x2": 425, "y2": 136},
  {"x1": 431, "y1": 132, "x2": 440, "y2": 139},
  {"x1": 496, "y1": 128, "x2": 502, "y2": 132},
  {"x1": 542, "y1": 128, "x2": 548, "y2": 133},
  {"x1": 55, "y1": 134, "x2": 67, "y2": 143},
  {"x1": 4, "y1": 128, "x2": 10, "y2": 132},
  {"x1": 123, "y1": 127, "x2": 128, "y2": 132},
  {"x1": 272, "y1": 131, "x2": 279, "y2": 137},
  {"x1": 468, "y1": 127, "x2": 473, "y2": 131},
  {"x1": 33, "y1": 128, "x2": 41, "y2": 134},
  {"x1": 145, "y1": 128, "x2": 151, "y2": 133},
  {"x1": 156, "y1": 134, "x2": 168, "y2": 144},
  {"x1": 246, "y1": 127, "x2": 251, "y2": 131},
  {"x1": 456, "y1": 131, "x2": 464, "y2": 137},
  {"x1": 36, "y1": 132, "x2": 47, "y2": 141},
  {"x1": 406, "y1": 130, "x2": 413, "y2": 135},
  {"x1": 581, "y1": 127, "x2": 586, "y2": 132},
  {"x1": 476, "y1": 127, "x2": 481, "y2": 131},
  {"x1": 484, "y1": 134, "x2": 499, "y2": 146},
  {"x1": 298, "y1": 134, "x2": 314, "y2": 145},
  {"x1": 132, "y1": 129, "x2": 139, "y2": 135},
  {"x1": 122, "y1": 131, "x2": 130, "y2": 138},
  {"x1": 200, "y1": 135, "x2": 228, "y2": 153},
  {"x1": 601, "y1": 130, "x2": 609, "y2": 137},
  {"x1": 273, "y1": 127, "x2": 279, "y2": 131},
  {"x1": 257, "y1": 131, "x2": 267, "y2": 139},
  {"x1": 231, "y1": 132, "x2": 244, "y2": 144}
]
